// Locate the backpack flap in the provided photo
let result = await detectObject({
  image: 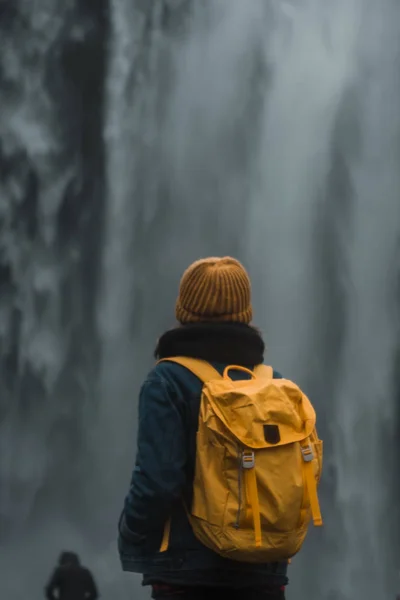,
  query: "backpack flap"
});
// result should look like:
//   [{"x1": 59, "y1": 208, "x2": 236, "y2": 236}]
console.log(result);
[{"x1": 203, "y1": 376, "x2": 316, "y2": 449}]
